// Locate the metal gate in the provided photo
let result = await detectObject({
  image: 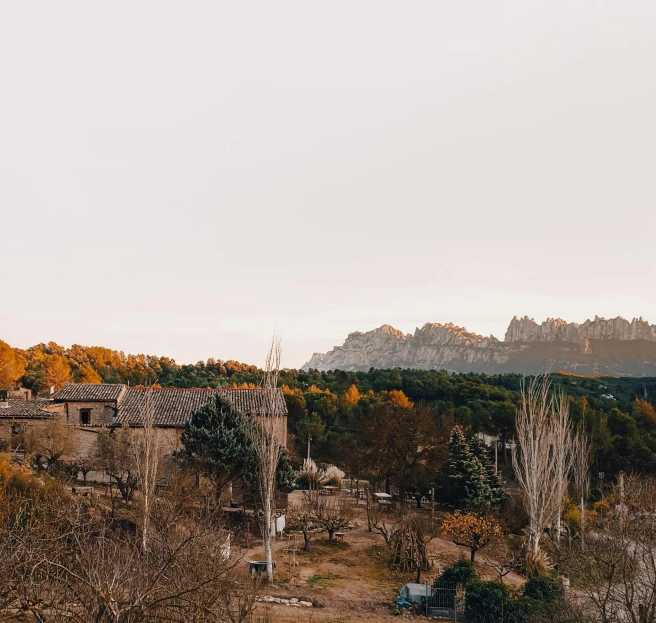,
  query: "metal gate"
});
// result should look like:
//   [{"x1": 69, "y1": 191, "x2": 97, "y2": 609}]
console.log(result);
[{"x1": 424, "y1": 581, "x2": 459, "y2": 620}]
